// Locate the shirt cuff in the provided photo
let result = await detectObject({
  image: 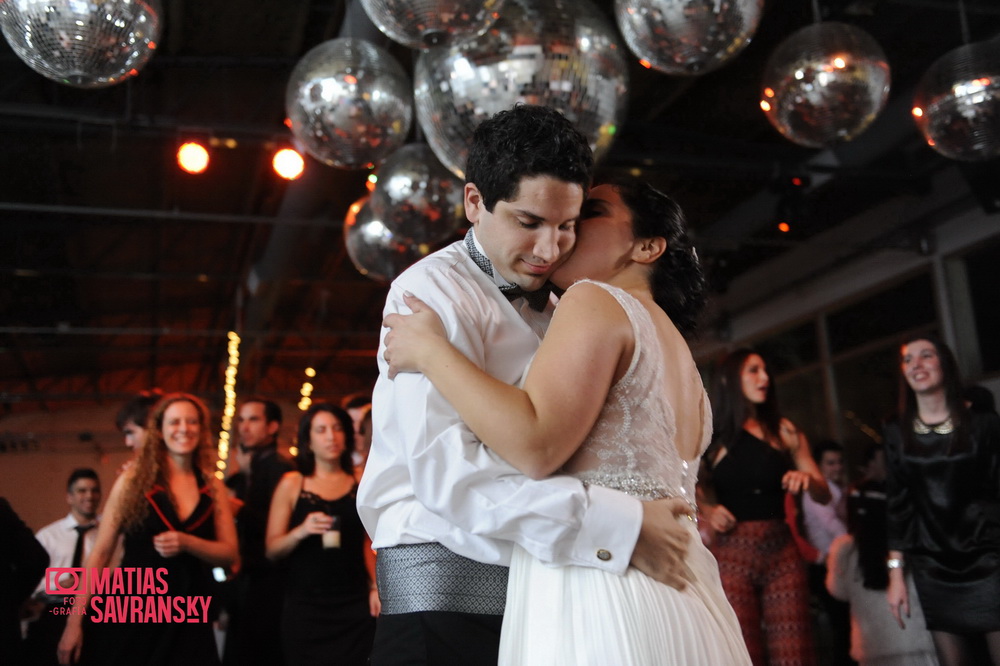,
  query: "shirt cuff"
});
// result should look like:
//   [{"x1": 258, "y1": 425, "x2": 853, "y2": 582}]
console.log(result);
[{"x1": 569, "y1": 485, "x2": 642, "y2": 575}]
